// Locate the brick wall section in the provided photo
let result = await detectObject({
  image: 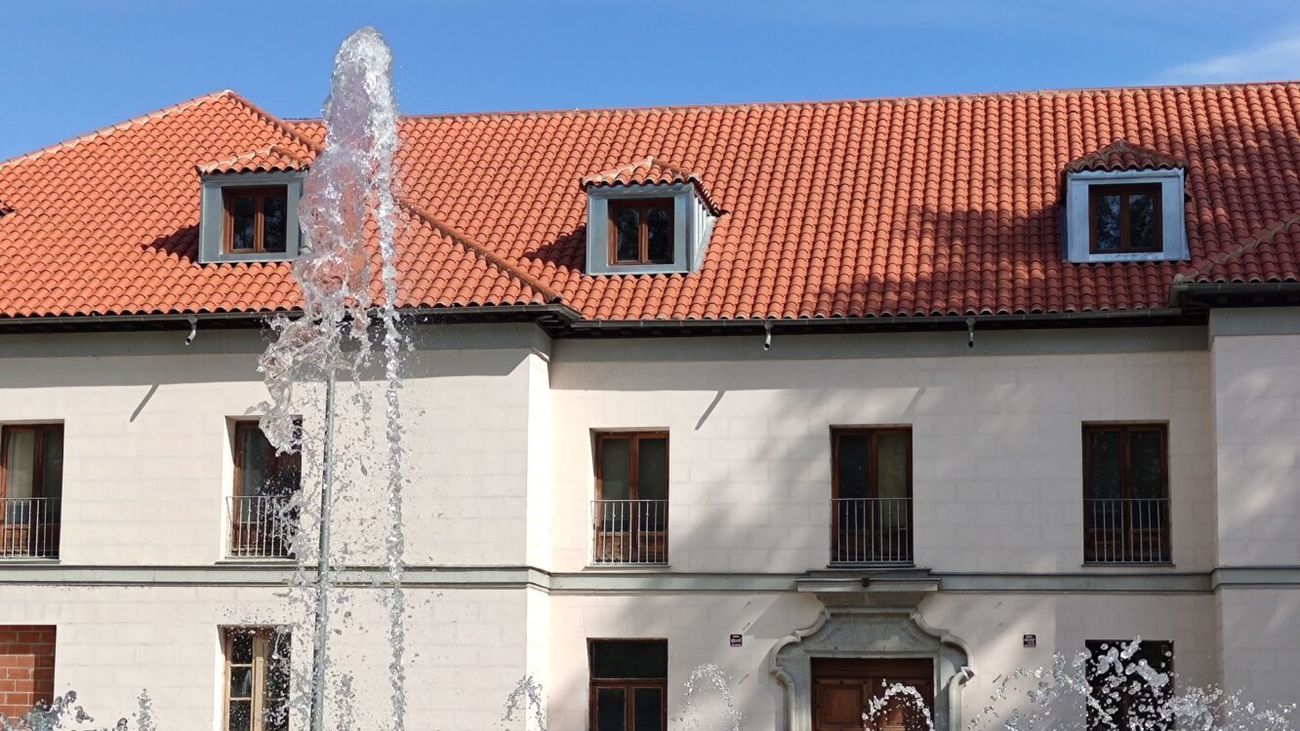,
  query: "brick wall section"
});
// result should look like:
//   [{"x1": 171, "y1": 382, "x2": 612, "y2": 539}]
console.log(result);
[{"x1": 0, "y1": 625, "x2": 56, "y2": 721}]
